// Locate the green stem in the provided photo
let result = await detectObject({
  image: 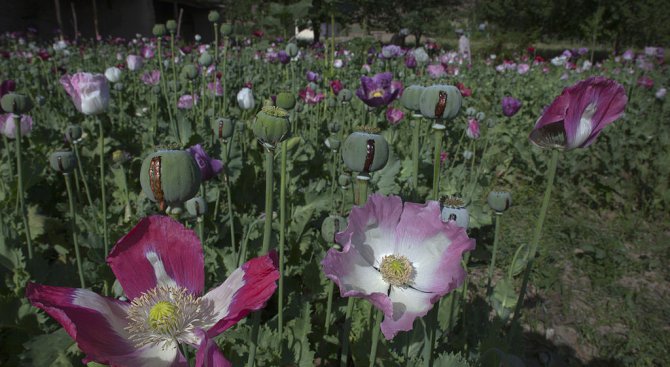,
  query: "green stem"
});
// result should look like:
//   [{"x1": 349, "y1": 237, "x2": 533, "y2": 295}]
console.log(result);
[
  {"x1": 222, "y1": 140, "x2": 236, "y2": 256},
  {"x1": 369, "y1": 308, "x2": 383, "y2": 367},
  {"x1": 222, "y1": 37, "x2": 228, "y2": 116},
  {"x1": 340, "y1": 297, "x2": 355, "y2": 367},
  {"x1": 2, "y1": 134, "x2": 14, "y2": 179},
  {"x1": 278, "y1": 140, "x2": 288, "y2": 352},
  {"x1": 424, "y1": 300, "x2": 440, "y2": 367},
  {"x1": 431, "y1": 125, "x2": 445, "y2": 200},
  {"x1": 511, "y1": 149, "x2": 560, "y2": 325},
  {"x1": 324, "y1": 279, "x2": 335, "y2": 333},
  {"x1": 356, "y1": 175, "x2": 369, "y2": 206},
  {"x1": 14, "y1": 116, "x2": 32, "y2": 259},
  {"x1": 72, "y1": 143, "x2": 94, "y2": 207},
  {"x1": 98, "y1": 118, "x2": 109, "y2": 258},
  {"x1": 411, "y1": 116, "x2": 420, "y2": 191},
  {"x1": 486, "y1": 213, "x2": 502, "y2": 296},
  {"x1": 64, "y1": 173, "x2": 85, "y2": 288}
]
